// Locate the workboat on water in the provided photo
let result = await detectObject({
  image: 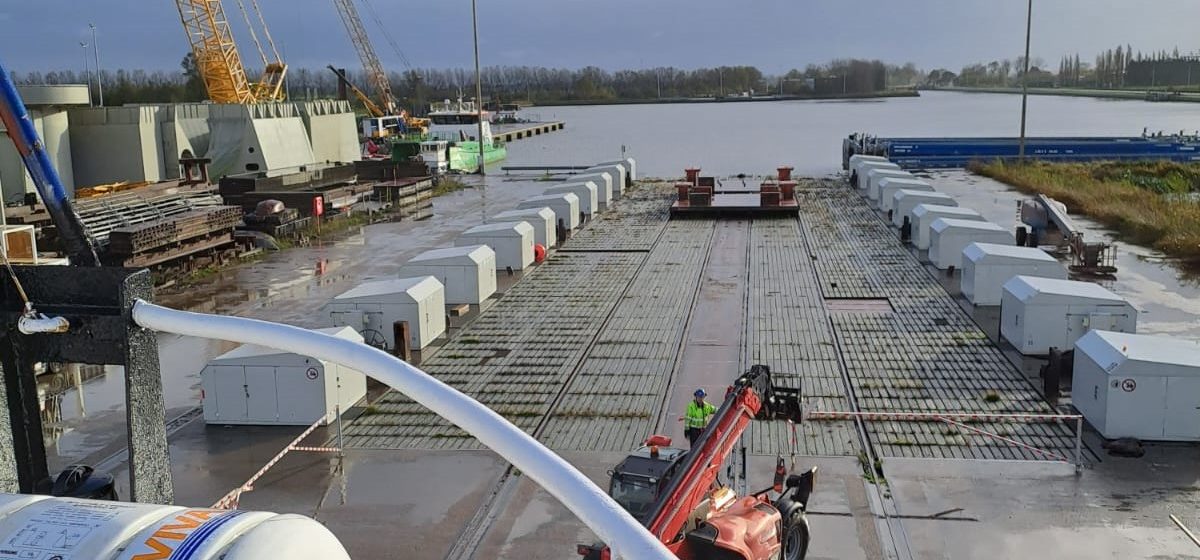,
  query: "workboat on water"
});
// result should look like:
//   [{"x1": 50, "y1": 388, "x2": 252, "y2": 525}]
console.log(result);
[{"x1": 427, "y1": 97, "x2": 507, "y2": 173}]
